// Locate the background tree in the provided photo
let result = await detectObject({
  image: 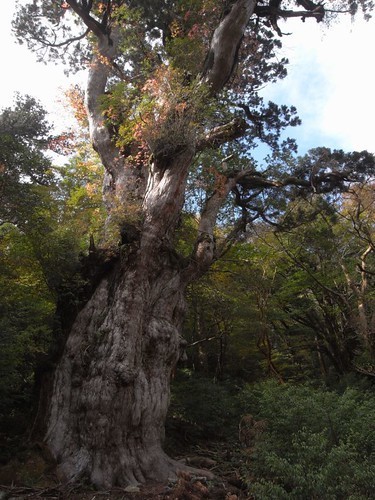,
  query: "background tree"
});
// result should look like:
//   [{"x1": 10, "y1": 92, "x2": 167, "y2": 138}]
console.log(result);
[
  {"x1": 0, "y1": 96, "x2": 105, "y2": 462},
  {"x1": 0, "y1": 95, "x2": 53, "y2": 227},
  {"x1": 12, "y1": 0, "x2": 375, "y2": 488},
  {"x1": 181, "y1": 177, "x2": 375, "y2": 386},
  {"x1": 0, "y1": 96, "x2": 58, "y2": 460}
]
